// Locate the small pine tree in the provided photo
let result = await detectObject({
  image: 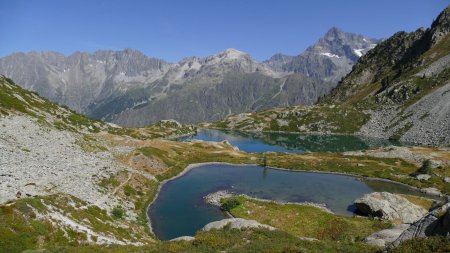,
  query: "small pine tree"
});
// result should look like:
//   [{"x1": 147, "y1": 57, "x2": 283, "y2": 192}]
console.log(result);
[
  {"x1": 112, "y1": 206, "x2": 126, "y2": 219},
  {"x1": 417, "y1": 159, "x2": 432, "y2": 174},
  {"x1": 220, "y1": 199, "x2": 241, "y2": 212}
]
